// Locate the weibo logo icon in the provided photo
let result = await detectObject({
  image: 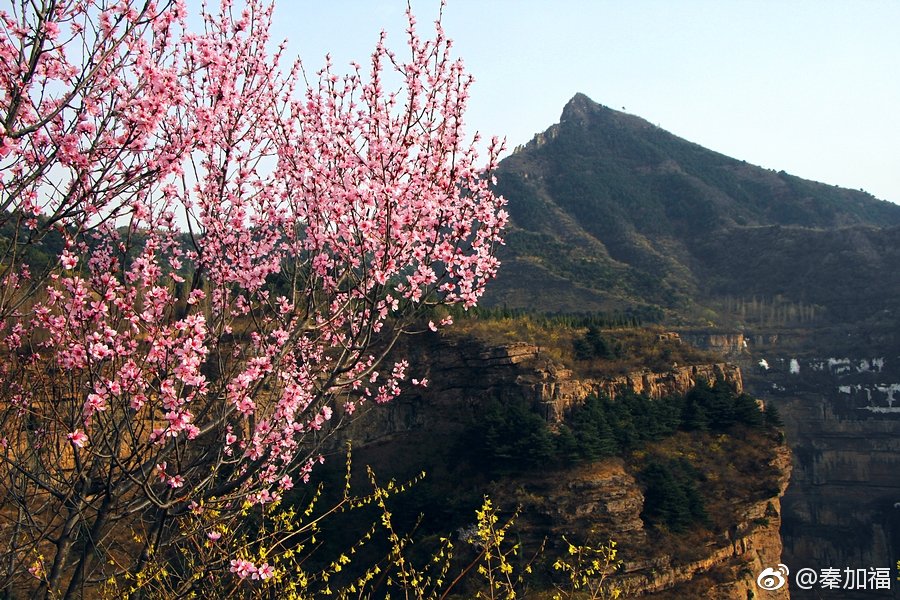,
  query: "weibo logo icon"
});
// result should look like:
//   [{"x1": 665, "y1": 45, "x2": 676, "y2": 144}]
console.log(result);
[{"x1": 757, "y1": 564, "x2": 790, "y2": 591}]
